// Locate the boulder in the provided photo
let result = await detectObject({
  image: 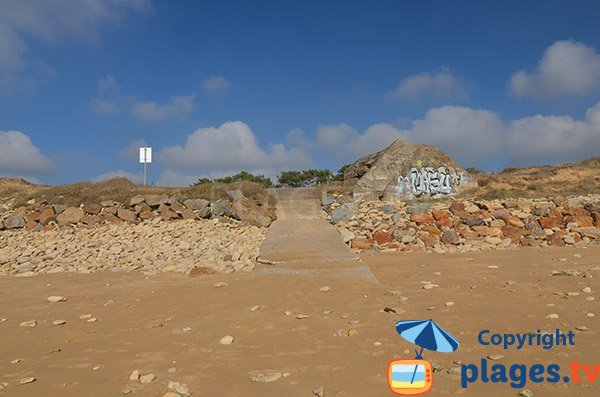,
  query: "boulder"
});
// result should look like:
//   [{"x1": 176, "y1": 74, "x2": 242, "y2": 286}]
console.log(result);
[
  {"x1": 82, "y1": 204, "x2": 102, "y2": 215},
  {"x1": 53, "y1": 204, "x2": 67, "y2": 215},
  {"x1": 441, "y1": 229, "x2": 460, "y2": 245},
  {"x1": 39, "y1": 207, "x2": 56, "y2": 226},
  {"x1": 145, "y1": 194, "x2": 169, "y2": 208},
  {"x1": 347, "y1": 139, "x2": 475, "y2": 200},
  {"x1": 410, "y1": 213, "x2": 435, "y2": 224},
  {"x1": 168, "y1": 194, "x2": 187, "y2": 205},
  {"x1": 129, "y1": 195, "x2": 145, "y2": 207},
  {"x1": 117, "y1": 208, "x2": 138, "y2": 223},
  {"x1": 232, "y1": 199, "x2": 272, "y2": 227},
  {"x1": 4, "y1": 214, "x2": 26, "y2": 229},
  {"x1": 211, "y1": 200, "x2": 233, "y2": 217},
  {"x1": 181, "y1": 209, "x2": 198, "y2": 220},
  {"x1": 183, "y1": 199, "x2": 209, "y2": 211},
  {"x1": 197, "y1": 207, "x2": 212, "y2": 219},
  {"x1": 56, "y1": 208, "x2": 84, "y2": 226},
  {"x1": 227, "y1": 190, "x2": 244, "y2": 201},
  {"x1": 321, "y1": 194, "x2": 335, "y2": 207},
  {"x1": 373, "y1": 231, "x2": 392, "y2": 245},
  {"x1": 331, "y1": 205, "x2": 354, "y2": 224}
]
